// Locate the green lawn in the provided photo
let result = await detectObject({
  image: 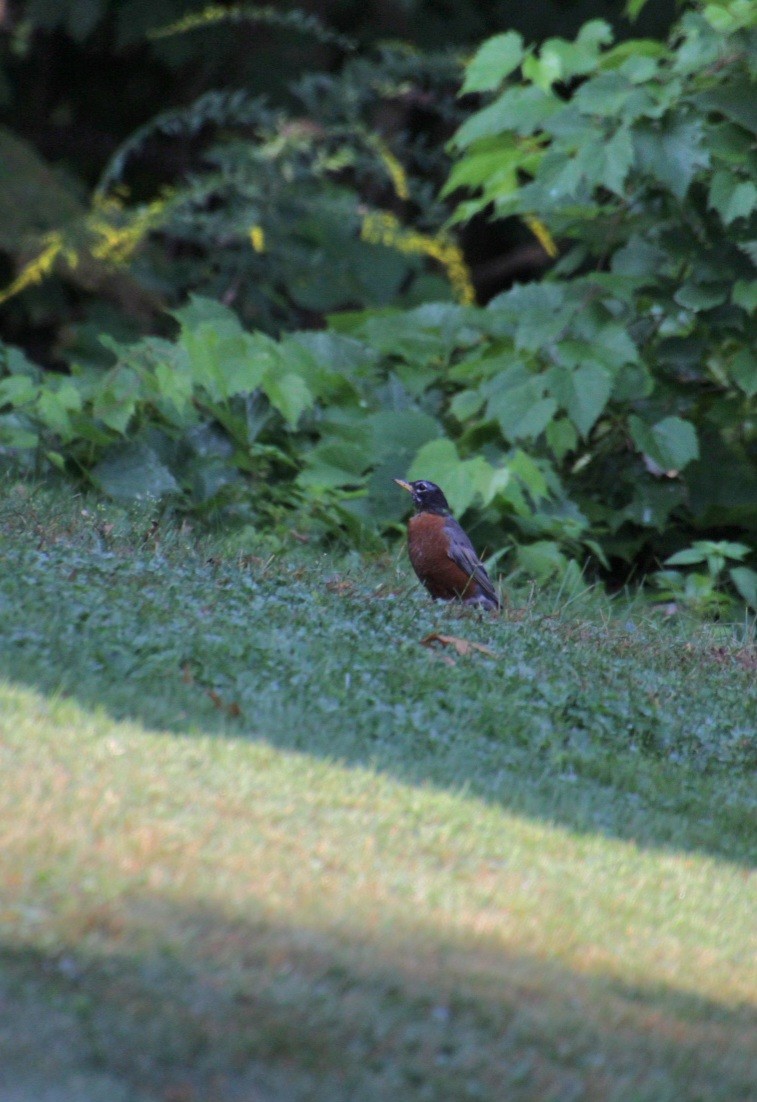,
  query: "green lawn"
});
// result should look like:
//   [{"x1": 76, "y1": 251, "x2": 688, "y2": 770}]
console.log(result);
[{"x1": 0, "y1": 484, "x2": 755, "y2": 1101}]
